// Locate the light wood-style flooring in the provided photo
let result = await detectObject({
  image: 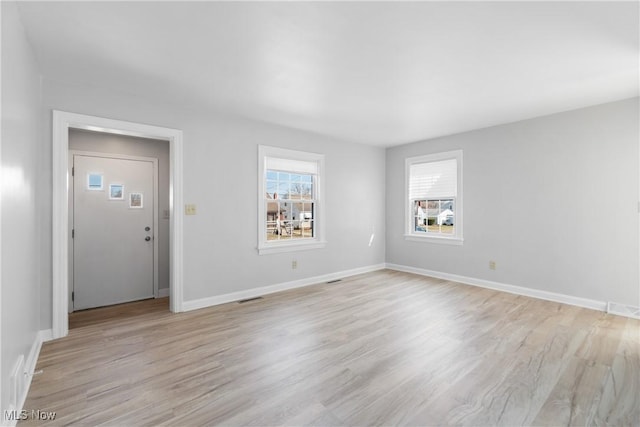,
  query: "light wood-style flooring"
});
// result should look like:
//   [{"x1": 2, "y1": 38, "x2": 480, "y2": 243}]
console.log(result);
[{"x1": 22, "y1": 270, "x2": 639, "y2": 426}]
